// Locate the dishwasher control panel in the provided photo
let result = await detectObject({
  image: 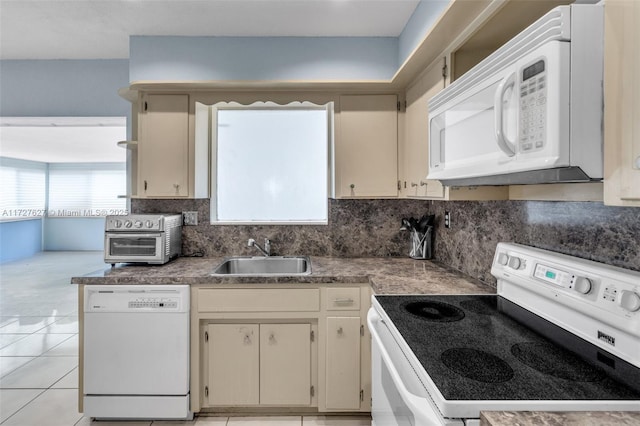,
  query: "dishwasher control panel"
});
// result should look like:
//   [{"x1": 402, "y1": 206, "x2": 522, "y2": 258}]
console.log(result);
[
  {"x1": 128, "y1": 298, "x2": 179, "y2": 309},
  {"x1": 84, "y1": 285, "x2": 190, "y2": 313}
]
